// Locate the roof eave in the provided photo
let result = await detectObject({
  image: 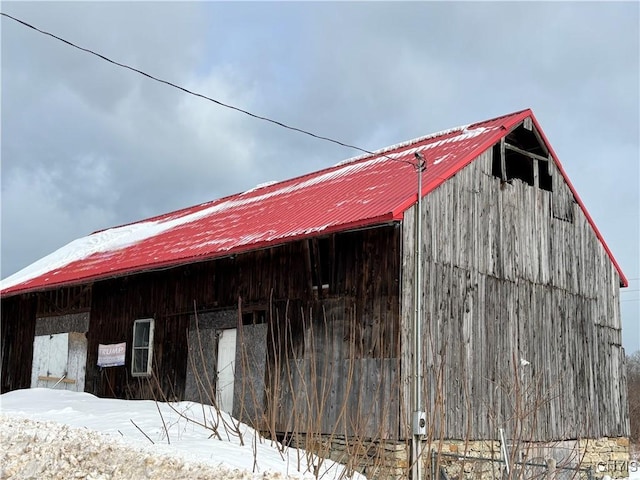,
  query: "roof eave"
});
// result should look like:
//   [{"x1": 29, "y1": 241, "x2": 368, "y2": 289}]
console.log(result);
[{"x1": 0, "y1": 214, "x2": 400, "y2": 298}]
